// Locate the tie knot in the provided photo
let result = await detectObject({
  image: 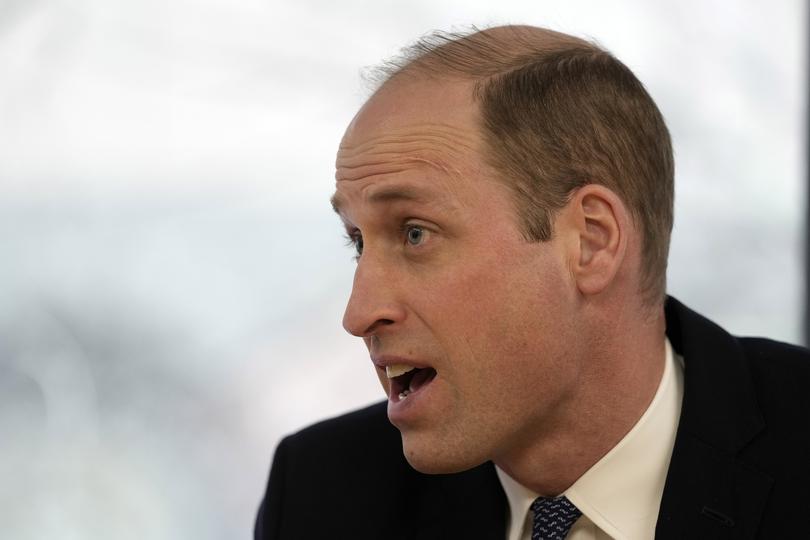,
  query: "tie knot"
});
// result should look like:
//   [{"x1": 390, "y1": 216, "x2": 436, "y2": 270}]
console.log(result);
[{"x1": 530, "y1": 496, "x2": 582, "y2": 540}]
